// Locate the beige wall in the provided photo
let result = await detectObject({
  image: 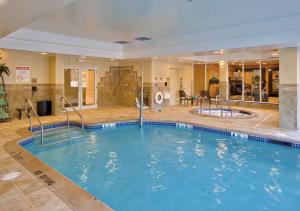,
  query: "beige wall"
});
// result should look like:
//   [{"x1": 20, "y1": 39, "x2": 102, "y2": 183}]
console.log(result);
[
  {"x1": 279, "y1": 48, "x2": 297, "y2": 84},
  {"x1": 0, "y1": 49, "x2": 195, "y2": 113},
  {"x1": 152, "y1": 60, "x2": 193, "y2": 93},
  {"x1": 1, "y1": 49, "x2": 50, "y2": 84}
]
